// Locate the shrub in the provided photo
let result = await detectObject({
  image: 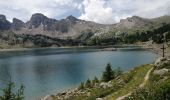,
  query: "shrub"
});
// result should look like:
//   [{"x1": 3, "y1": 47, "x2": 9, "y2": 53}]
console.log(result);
[{"x1": 0, "y1": 81, "x2": 25, "y2": 100}]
